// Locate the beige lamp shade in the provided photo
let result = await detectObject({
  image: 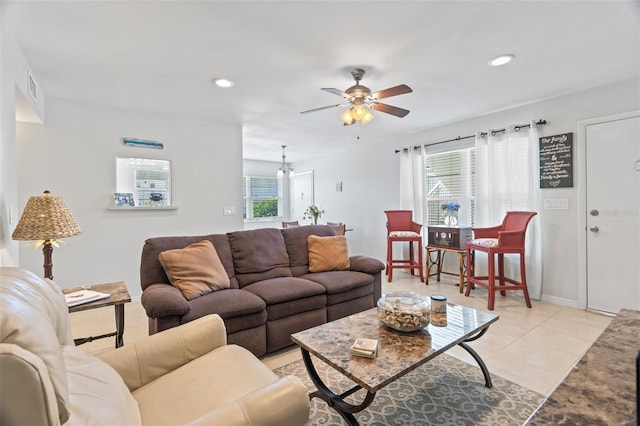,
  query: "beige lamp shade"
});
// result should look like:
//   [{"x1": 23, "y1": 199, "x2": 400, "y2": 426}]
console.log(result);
[{"x1": 12, "y1": 191, "x2": 82, "y2": 241}]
